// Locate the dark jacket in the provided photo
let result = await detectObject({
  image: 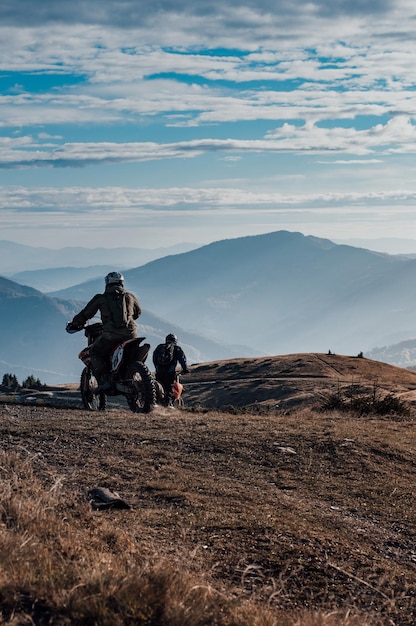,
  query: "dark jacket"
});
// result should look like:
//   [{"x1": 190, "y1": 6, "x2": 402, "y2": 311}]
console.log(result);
[
  {"x1": 152, "y1": 343, "x2": 188, "y2": 373},
  {"x1": 71, "y1": 284, "x2": 141, "y2": 334}
]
